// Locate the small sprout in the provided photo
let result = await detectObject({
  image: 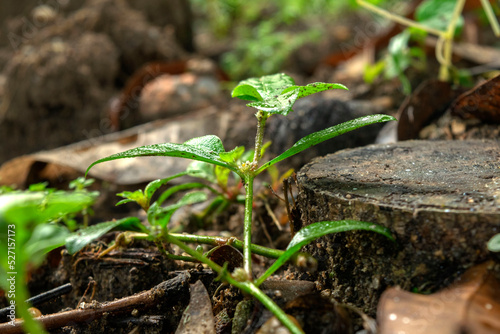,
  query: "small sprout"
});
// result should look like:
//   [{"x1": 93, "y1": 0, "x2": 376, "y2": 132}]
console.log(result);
[
  {"x1": 232, "y1": 267, "x2": 250, "y2": 282},
  {"x1": 292, "y1": 252, "x2": 318, "y2": 273},
  {"x1": 81, "y1": 72, "x2": 396, "y2": 334}
]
